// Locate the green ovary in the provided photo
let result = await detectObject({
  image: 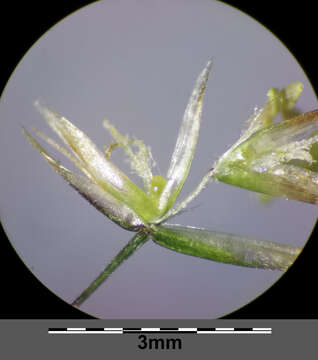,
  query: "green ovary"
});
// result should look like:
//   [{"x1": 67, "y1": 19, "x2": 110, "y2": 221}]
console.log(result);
[{"x1": 149, "y1": 175, "x2": 167, "y2": 208}]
